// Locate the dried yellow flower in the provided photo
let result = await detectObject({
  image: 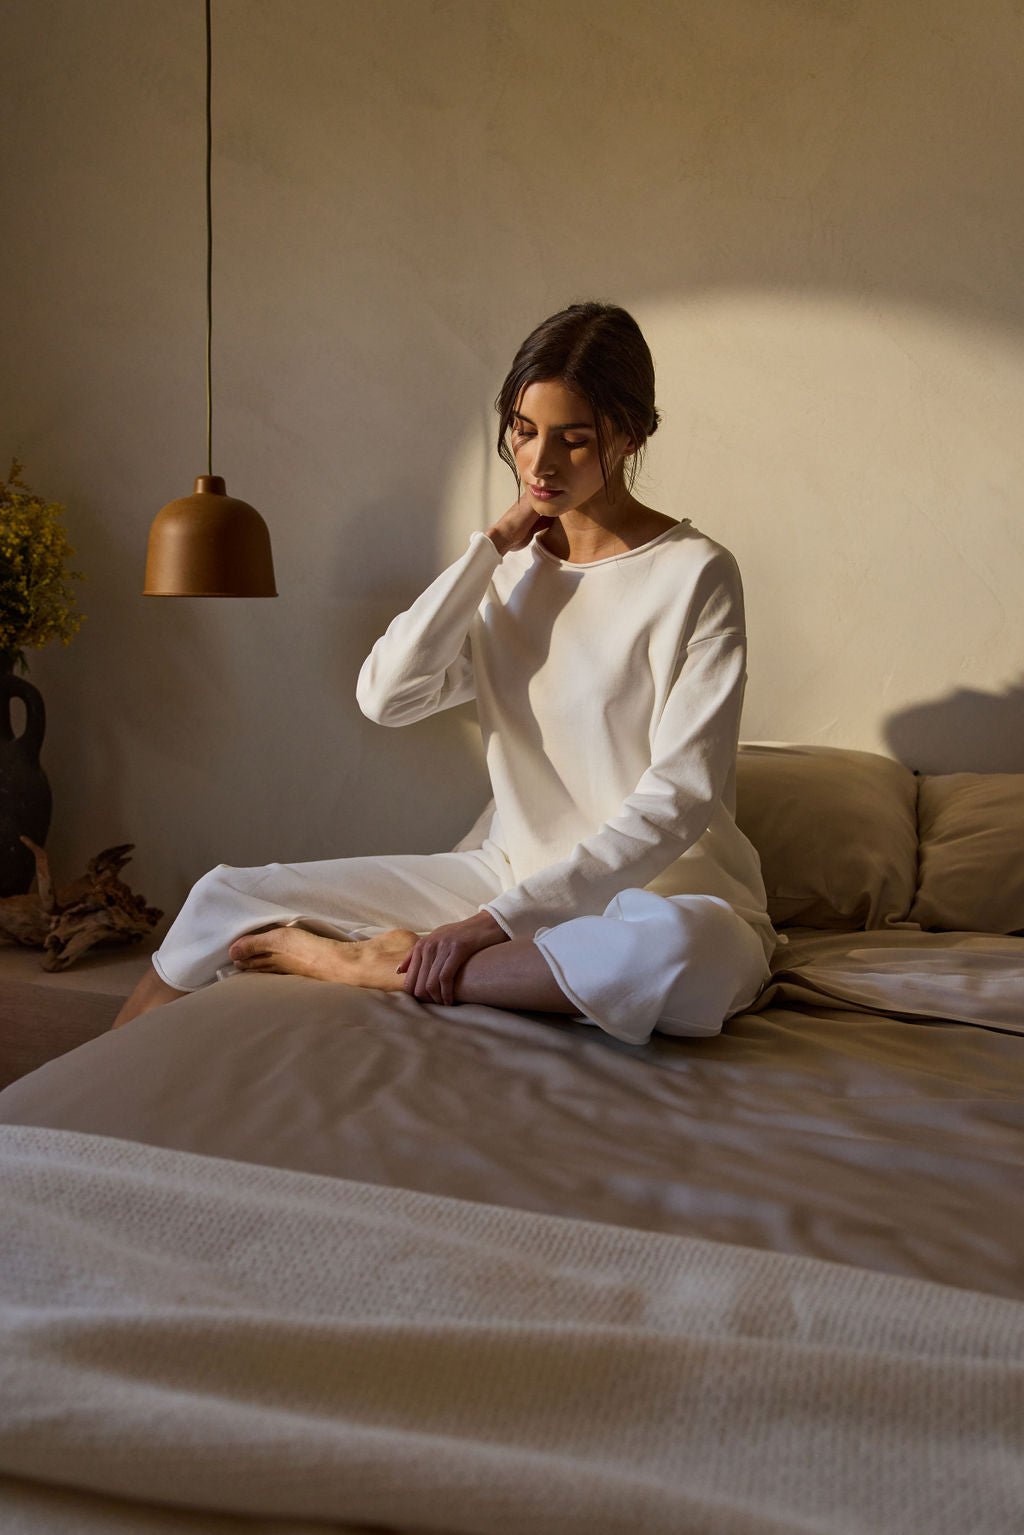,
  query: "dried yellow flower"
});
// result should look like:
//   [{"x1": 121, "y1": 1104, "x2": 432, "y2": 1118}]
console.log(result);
[{"x1": 0, "y1": 458, "x2": 86, "y2": 676}]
